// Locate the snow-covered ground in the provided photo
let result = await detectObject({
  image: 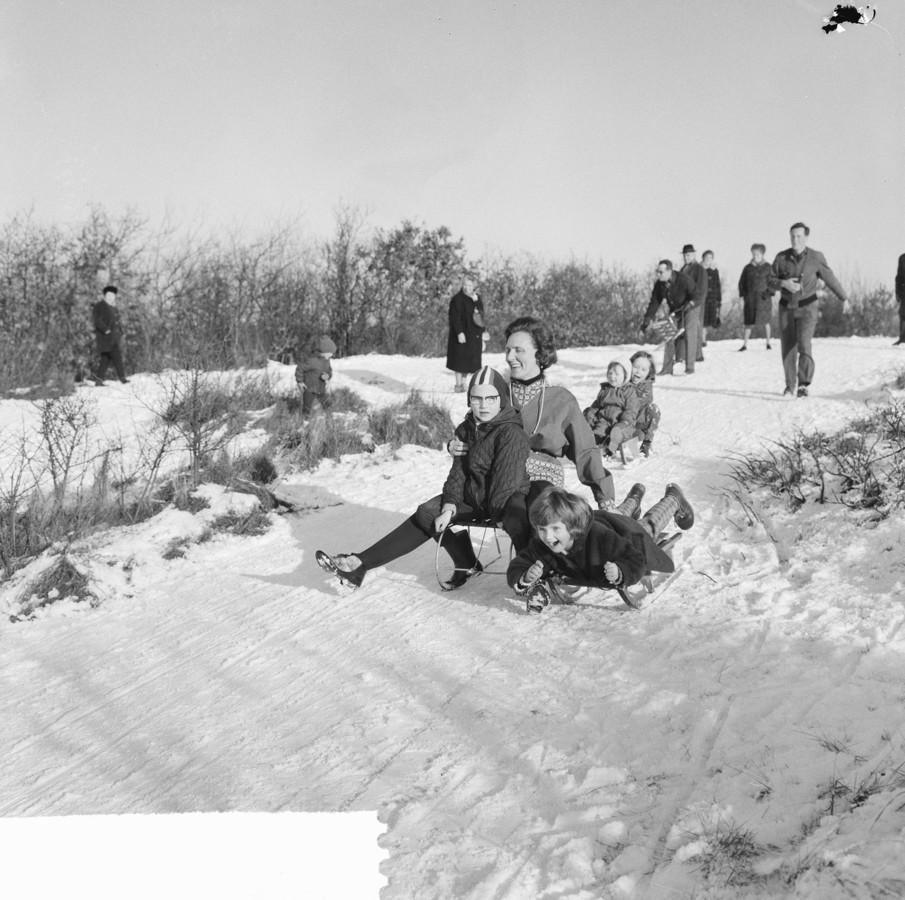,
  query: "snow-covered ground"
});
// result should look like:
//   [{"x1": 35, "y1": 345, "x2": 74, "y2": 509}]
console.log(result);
[{"x1": 2, "y1": 337, "x2": 905, "y2": 898}]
